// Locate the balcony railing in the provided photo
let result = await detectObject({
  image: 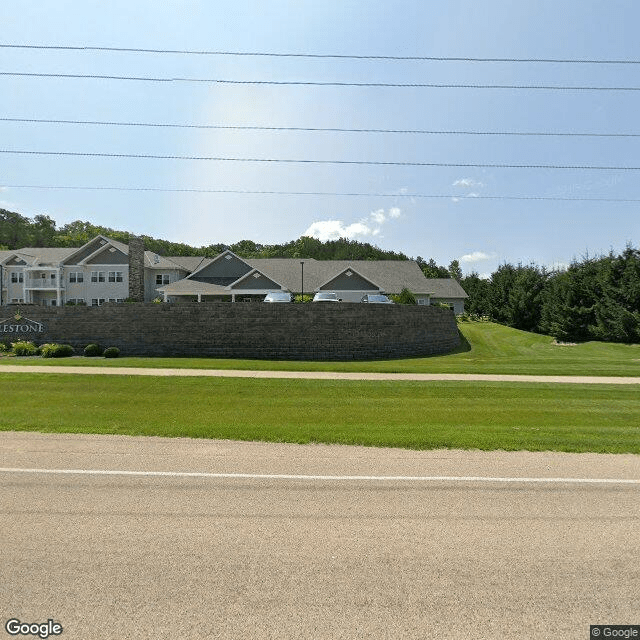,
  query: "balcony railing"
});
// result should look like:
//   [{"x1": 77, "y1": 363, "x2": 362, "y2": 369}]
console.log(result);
[{"x1": 25, "y1": 278, "x2": 63, "y2": 290}]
